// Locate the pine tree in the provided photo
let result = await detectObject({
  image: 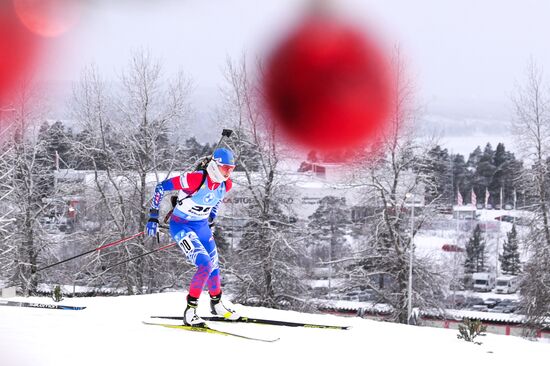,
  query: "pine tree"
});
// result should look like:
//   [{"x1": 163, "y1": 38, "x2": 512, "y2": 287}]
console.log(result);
[
  {"x1": 457, "y1": 319, "x2": 487, "y2": 345},
  {"x1": 464, "y1": 224, "x2": 486, "y2": 273},
  {"x1": 473, "y1": 143, "x2": 496, "y2": 202},
  {"x1": 500, "y1": 224, "x2": 521, "y2": 275},
  {"x1": 466, "y1": 146, "x2": 482, "y2": 171},
  {"x1": 39, "y1": 120, "x2": 73, "y2": 168},
  {"x1": 423, "y1": 145, "x2": 452, "y2": 205},
  {"x1": 451, "y1": 153, "x2": 468, "y2": 203},
  {"x1": 490, "y1": 143, "x2": 524, "y2": 206},
  {"x1": 307, "y1": 196, "x2": 351, "y2": 274}
]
